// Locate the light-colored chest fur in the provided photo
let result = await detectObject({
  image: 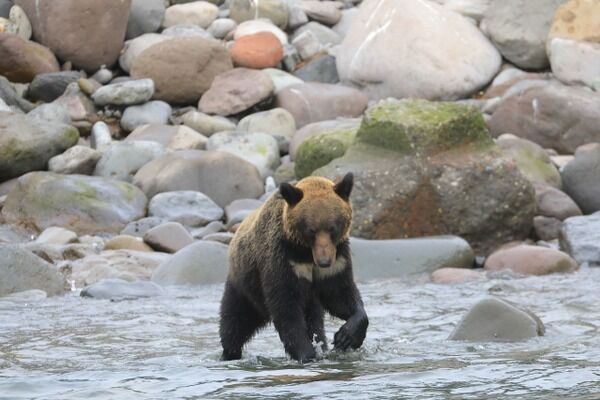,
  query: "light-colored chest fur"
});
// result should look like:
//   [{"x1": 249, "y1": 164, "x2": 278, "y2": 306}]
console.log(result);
[{"x1": 290, "y1": 258, "x2": 347, "y2": 282}]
